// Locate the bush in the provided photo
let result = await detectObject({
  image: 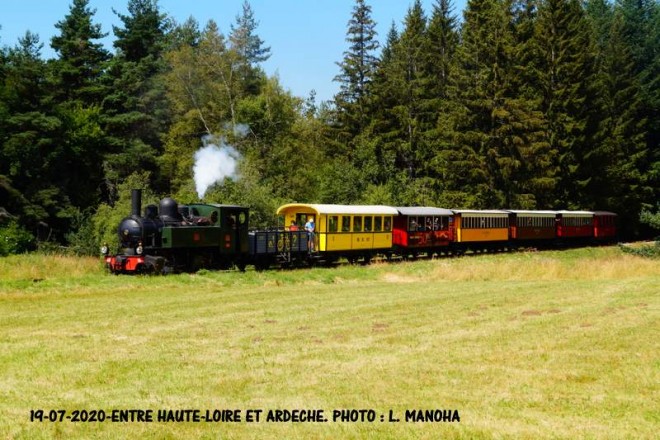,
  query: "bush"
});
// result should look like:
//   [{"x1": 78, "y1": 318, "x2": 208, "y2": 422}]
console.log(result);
[
  {"x1": 0, "y1": 221, "x2": 35, "y2": 256},
  {"x1": 619, "y1": 241, "x2": 660, "y2": 259},
  {"x1": 65, "y1": 209, "x2": 99, "y2": 256},
  {"x1": 91, "y1": 172, "x2": 160, "y2": 251}
]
